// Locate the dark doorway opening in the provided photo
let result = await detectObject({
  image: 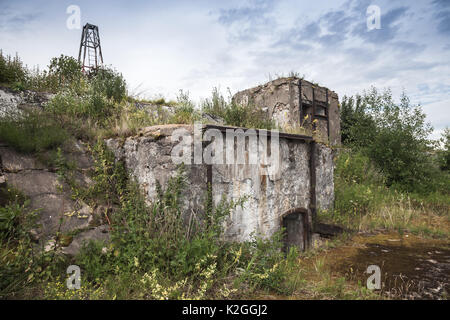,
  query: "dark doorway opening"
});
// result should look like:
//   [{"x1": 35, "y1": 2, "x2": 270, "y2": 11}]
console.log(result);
[{"x1": 282, "y1": 208, "x2": 308, "y2": 252}]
